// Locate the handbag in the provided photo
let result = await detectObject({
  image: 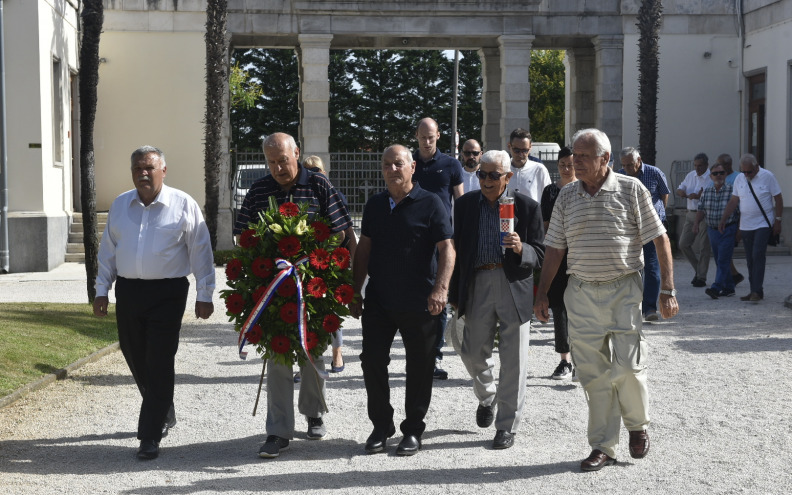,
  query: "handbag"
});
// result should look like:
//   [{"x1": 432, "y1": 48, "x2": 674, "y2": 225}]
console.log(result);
[{"x1": 747, "y1": 181, "x2": 781, "y2": 246}]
